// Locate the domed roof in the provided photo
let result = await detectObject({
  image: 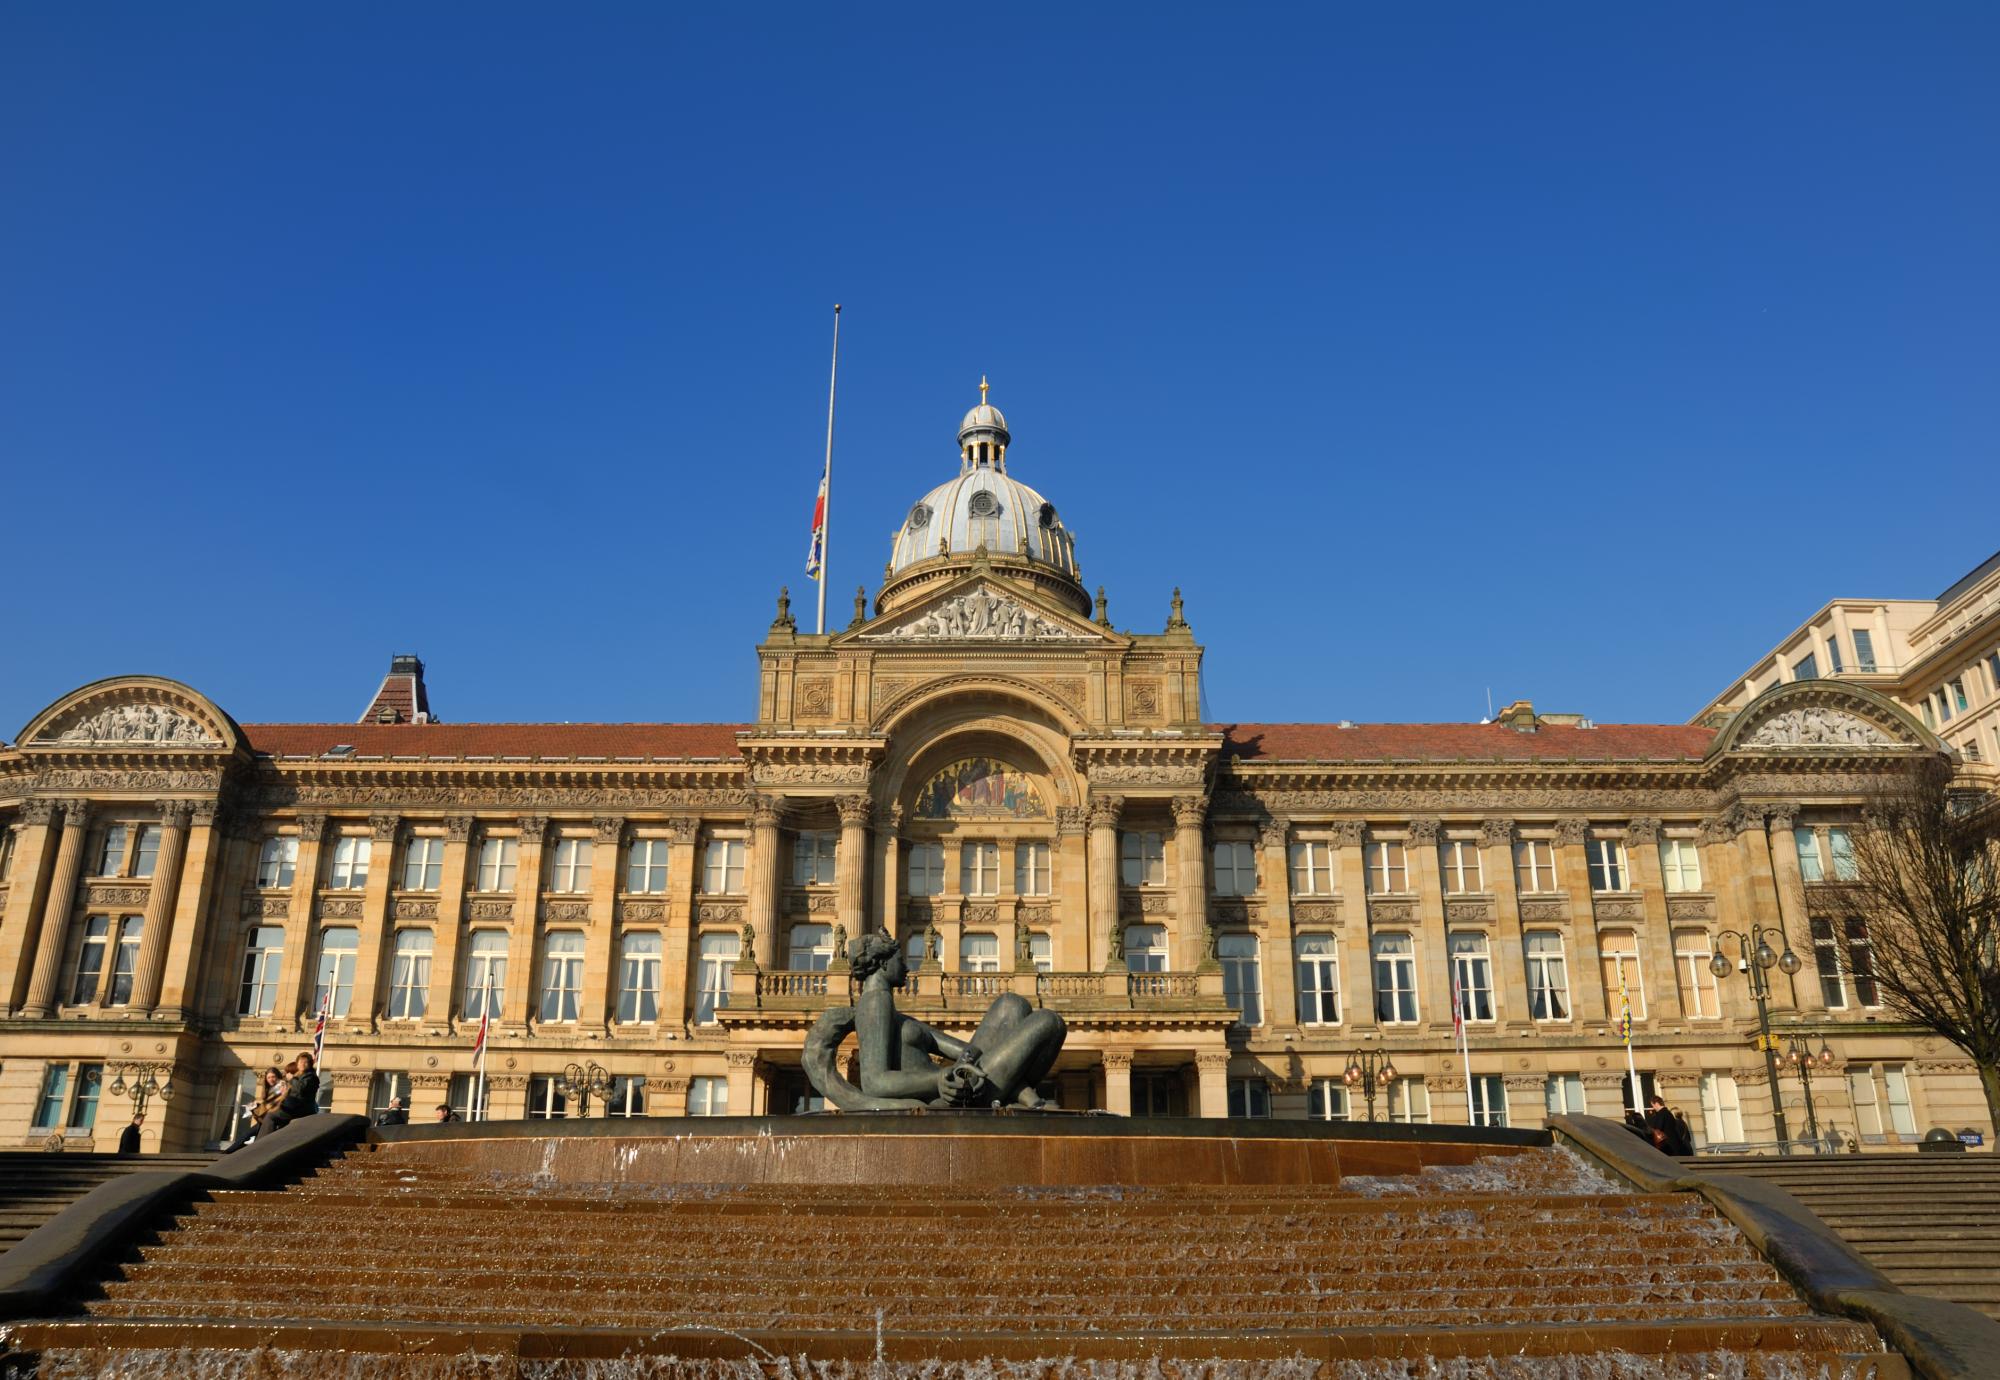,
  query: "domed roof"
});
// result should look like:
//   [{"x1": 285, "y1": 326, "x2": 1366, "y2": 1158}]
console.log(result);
[
  {"x1": 888, "y1": 466, "x2": 1076, "y2": 579},
  {"x1": 958, "y1": 401, "x2": 1009, "y2": 441}
]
